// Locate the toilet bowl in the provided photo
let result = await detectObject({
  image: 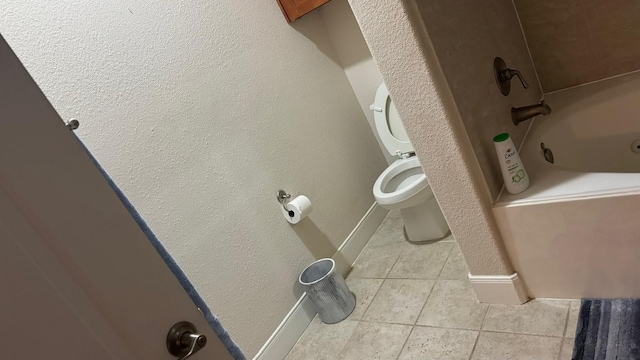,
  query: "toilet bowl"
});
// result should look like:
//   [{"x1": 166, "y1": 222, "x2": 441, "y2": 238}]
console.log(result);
[
  {"x1": 373, "y1": 157, "x2": 432, "y2": 210},
  {"x1": 370, "y1": 83, "x2": 449, "y2": 241}
]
